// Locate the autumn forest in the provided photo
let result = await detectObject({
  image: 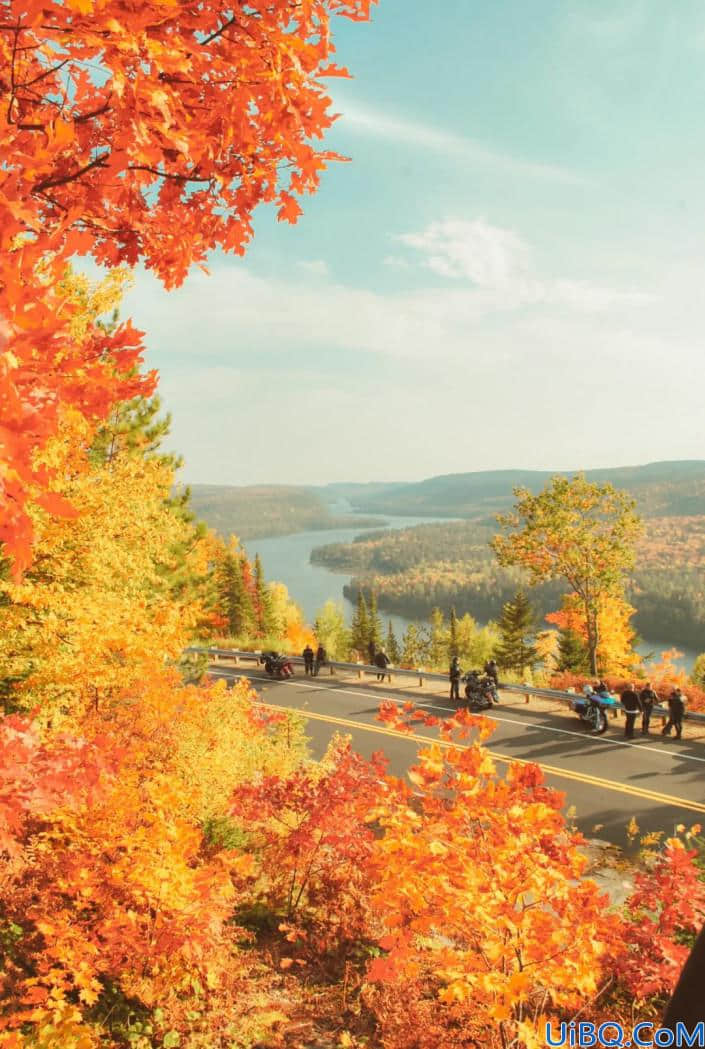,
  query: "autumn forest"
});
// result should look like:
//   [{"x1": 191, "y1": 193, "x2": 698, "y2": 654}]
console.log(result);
[{"x1": 1, "y1": 2, "x2": 704, "y2": 1048}]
